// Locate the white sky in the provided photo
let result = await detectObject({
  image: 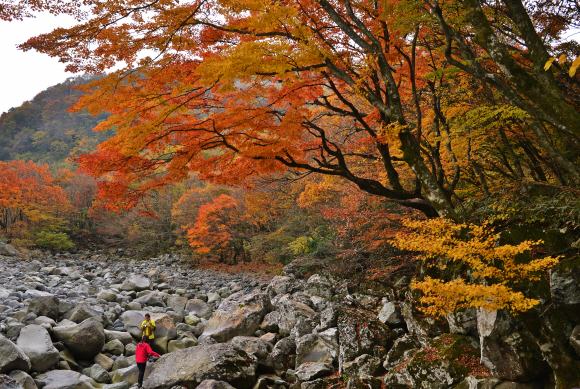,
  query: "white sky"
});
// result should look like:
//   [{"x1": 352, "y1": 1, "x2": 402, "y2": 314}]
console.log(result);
[{"x1": 0, "y1": 13, "x2": 81, "y2": 114}]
